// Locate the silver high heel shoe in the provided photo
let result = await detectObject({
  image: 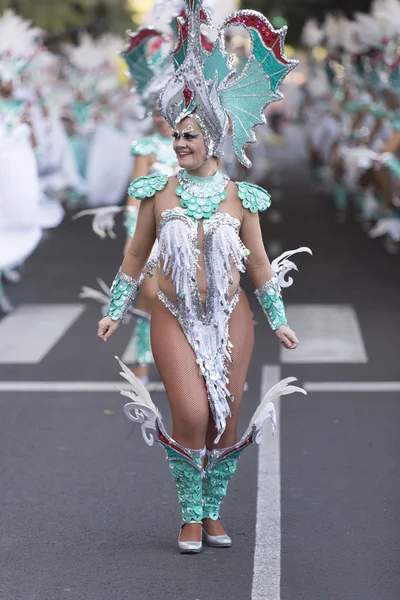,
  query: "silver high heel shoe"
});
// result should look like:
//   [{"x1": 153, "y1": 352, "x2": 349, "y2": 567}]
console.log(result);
[
  {"x1": 202, "y1": 528, "x2": 232, "y2": 548},
  {"x1": 178, "y1": 523, "x2": 202, "y2": 554}
]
